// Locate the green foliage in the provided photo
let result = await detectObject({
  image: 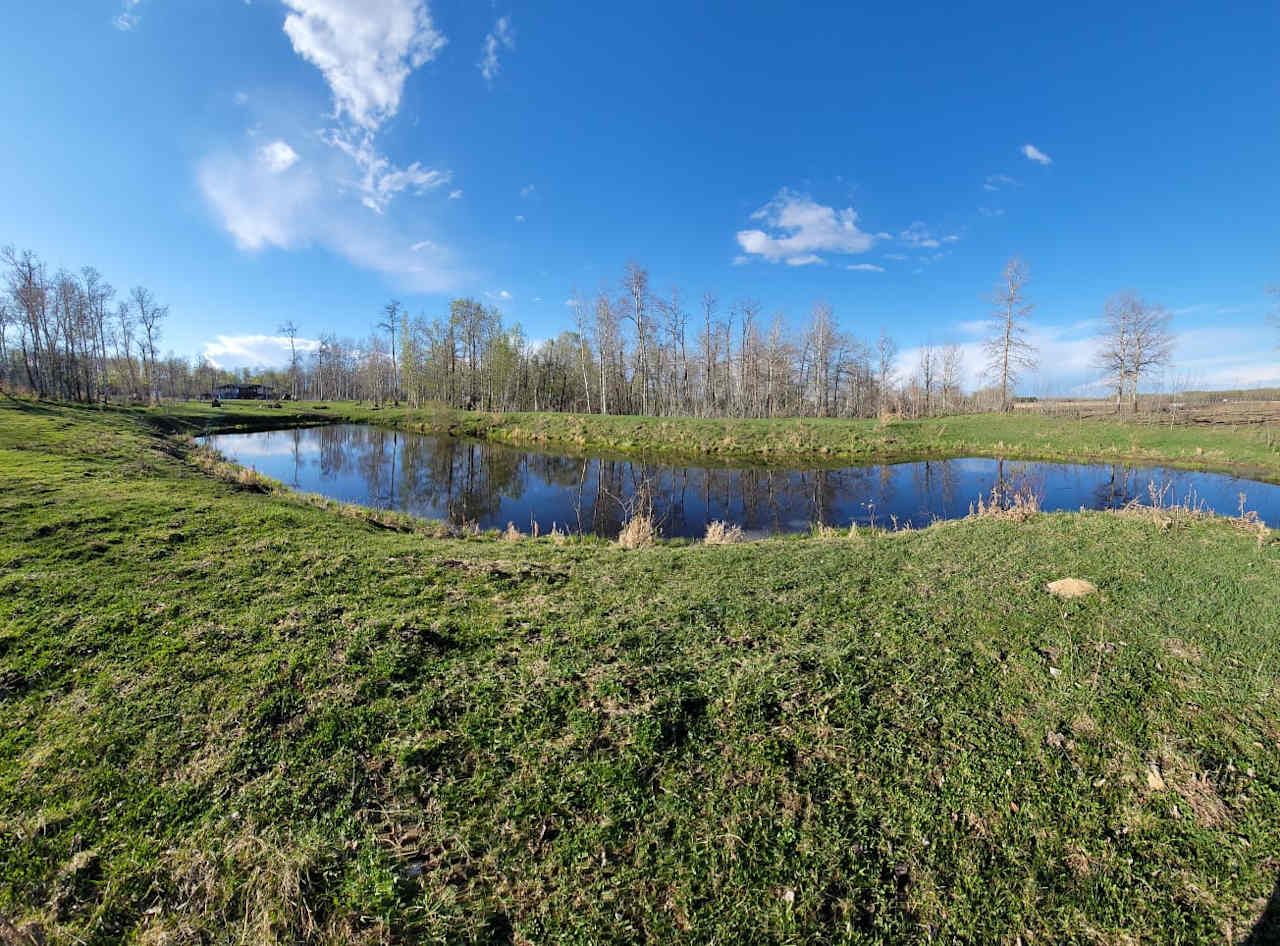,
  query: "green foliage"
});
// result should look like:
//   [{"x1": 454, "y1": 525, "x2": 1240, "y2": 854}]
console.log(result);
[{"x1": 1, "y1": 398, "x2": 1278, "y2": 943}]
